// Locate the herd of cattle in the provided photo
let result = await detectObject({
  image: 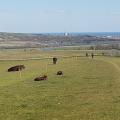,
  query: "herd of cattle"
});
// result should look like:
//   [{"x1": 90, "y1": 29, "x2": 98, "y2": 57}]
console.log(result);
[
  {"x1": 7, "y1": 57, "x2": 63, "y2": 81},
  {"x1": 7, "y1": 54, "x2": 94, "y2": 81}
]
